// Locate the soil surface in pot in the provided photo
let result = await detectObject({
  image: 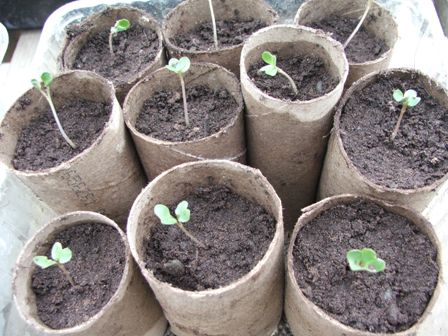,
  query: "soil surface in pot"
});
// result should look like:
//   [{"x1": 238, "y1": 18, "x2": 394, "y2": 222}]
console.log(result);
[
  {"x1": 340, "y1": 73, "x2": 448, "y2": 189},
  {"x1": 309, "y1": 16, "x2": 388, "y2": 63},
  {"x1": 144, "y1": 184, "x2": 276, "y2": 290},
  {"x1": 293, "y1": 200, "x2": 438, "y2": 333},
  {"x1": 135, "y1": 85, "x2": 239, "y2": 142},
  {"x1": 173, "y1": 18, "x2": 267, "y2": 51},
  {"x1": 70, "y1": 24, "x2": 160, "y2": 84},
  {"x1": 248, "y1": 55, "x2": 338, "y2": 101},
  {"x1": 12, "y1": 98, "x2": 111, "y2": 171},
  {"x1": 31, "y1": 223, "x2": 126, "y2": 329}
]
